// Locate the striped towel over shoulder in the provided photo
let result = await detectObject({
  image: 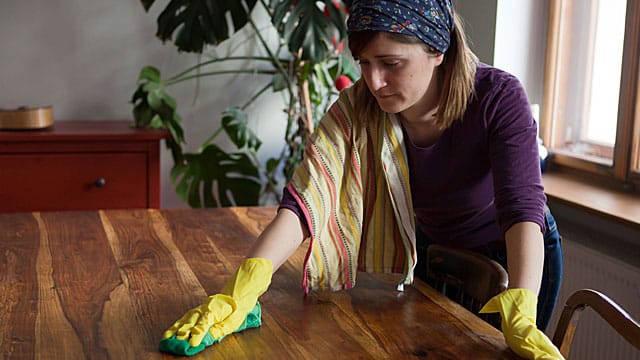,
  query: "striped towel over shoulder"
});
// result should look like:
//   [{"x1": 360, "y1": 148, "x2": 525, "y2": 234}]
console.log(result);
[{"x1": 287, "y1": 81, "x2": 417, "y2": 293}]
